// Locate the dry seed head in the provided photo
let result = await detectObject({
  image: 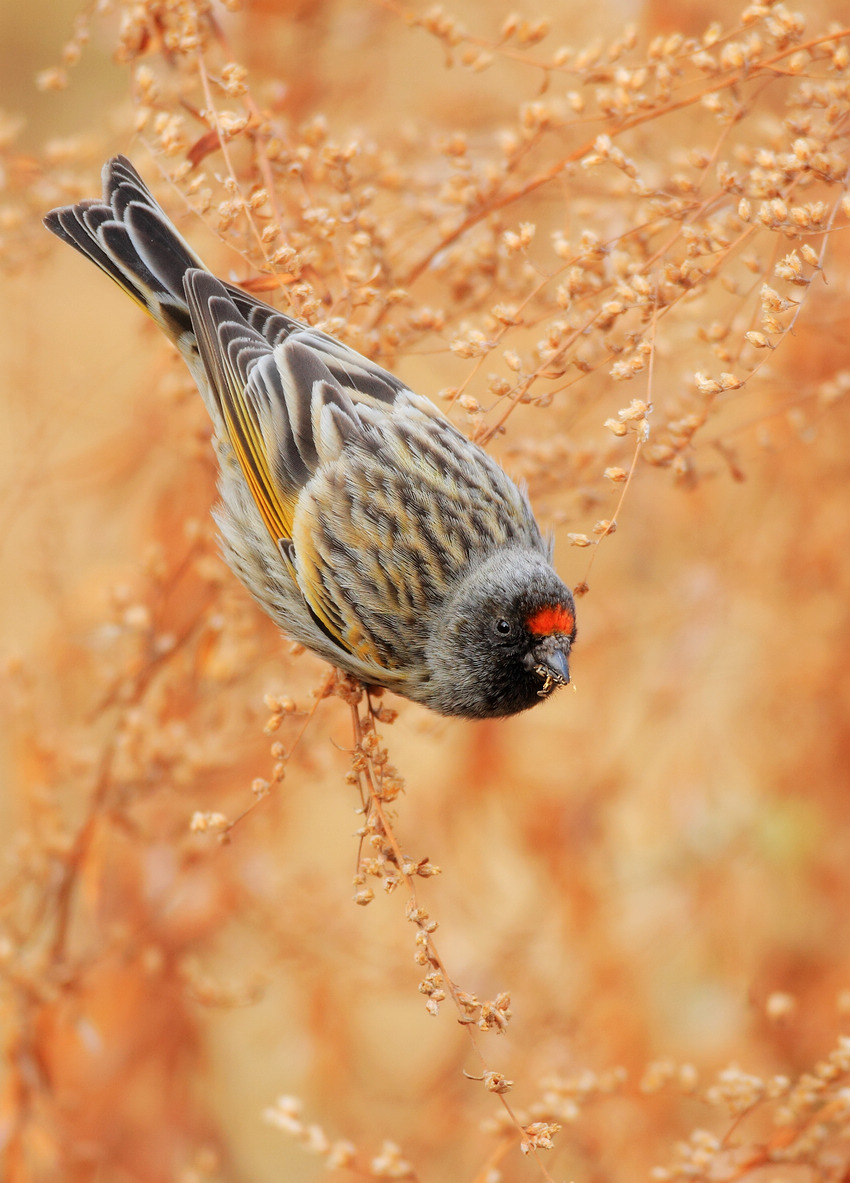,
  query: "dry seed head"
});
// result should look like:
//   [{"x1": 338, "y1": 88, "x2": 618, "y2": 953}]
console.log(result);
[
  {"x1": 220, "y1": 62, "x2": 248, "y2": 96},
  {"x1": 478, "y1": 994, "x2": 512, "y2": 1033},
  {"x1": 326, "y1": 1140, "x2": 354, "y2": 1168},
  {"x1": 405, "y1": 901, "x2": 430, "y2": 925},
  {"x1": 679, "y1": 1064, "x2": 699, "y2": 1093},
  {"x1": 462, "y1": 47, "x2": 493, "y2": 71},
  {"x1": 370, "y1": 1141, "x2": 414, "y2": 1179},
  {"x1": 604, "y1": 417, "x2": 629, "y2": 437},
  {"x1": 133, "y1": 64, "x2": 159, "y2": 103},
  {"x1": 483, "y1": 1071, "x2": 513, "y2": 1094},
  {"x1": 36, "y1": 67, "x2": 69, "y2": 91},
  {"x1": 419, "y1": 970, "x2": 445, "y2": 997},
  {"x1": 792, "y1": 201, "x2": 828, "y2": 229},
  {"x1": 610, "y1": 359, "x2": 638, "y2": 380},
  {"x1": 521, "y1": 1121, "x2": 561, "y2": 1152},
  {"x1": 775, "y1": 251, "x2": 807, "y2": 284},
  {"x1": 618, "y1": 398, "x2": 650, "y2": 422},
  {"x1": 800, "y1": 243, "x2": 819, "y2": 266},
  {"x1": 766, "y1": 991, "x2": 797, "y2": 1021},
  {"x1": 189, "y1": 811, "x2": 229, "y2": 833},
  {"x1": 641, "y1": 1059, "x2": 677, "y2": 1093},
  {"x1": 815, "y1": 1059, "x2": 840, "y2": 1082},
  {"x1": 831, "y1": 1036, "x2": 850, "y2": 1070},
  {"x1": 705, "y1": 1064, "x2": 766, "y2": 1115},
  {"x1": 520, "y1": 101, "x2": 554, "y2": 134},
  {"x1": 695, "y1": 373, "x2": 722, "y2": 395},
  {"x1": 490, "y1": 303, "x2": 521, "y2": 326},
  {"x1": 502, "y1": 222, "x2": 535, "y2": 252},
  {"x1": 517, "y1": 17, "x2": 549, "y2": 46},
  {"x1": 440, "y1": 131, "x2": 467, "y2": 157},
  {"x1": 692, "y1": 50, "x2": 718, "y2": 73},
  {"x1": 503, "y1": 350, "x2": 522, "y2": 372},
  {"x1": 264, "y1": 1095, "x2": 303, "y2": 1132},
  {"x1": 761, "y1": 284, "x2": 795, "y2": 312},
  {"x1": 303, "y1": 1125, "x2": 330, "y2": 1156}
]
